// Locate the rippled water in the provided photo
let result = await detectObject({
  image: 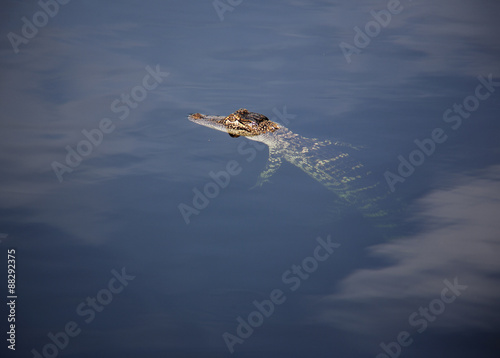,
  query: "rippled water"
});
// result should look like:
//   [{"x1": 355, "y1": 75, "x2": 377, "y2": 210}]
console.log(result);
[{"x1": 1, "y1": 1, "x2": 499, "y2": 357}]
